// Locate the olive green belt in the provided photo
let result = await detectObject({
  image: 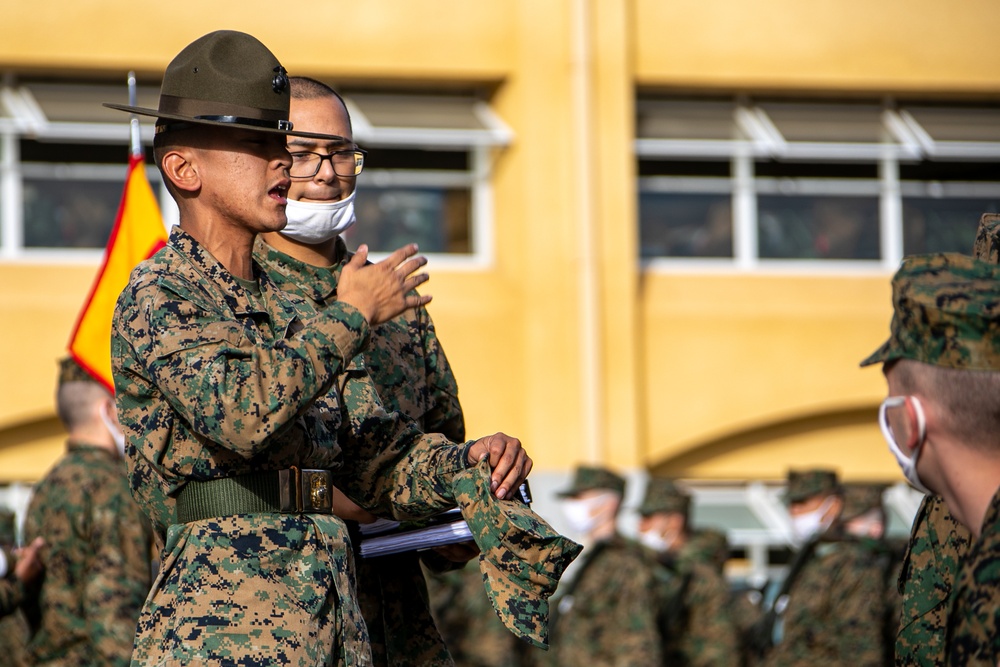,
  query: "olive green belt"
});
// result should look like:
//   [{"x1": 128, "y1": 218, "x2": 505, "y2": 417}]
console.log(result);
[{"x1": 175, "y1": 467, "x2": 335, "y2": 524}]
